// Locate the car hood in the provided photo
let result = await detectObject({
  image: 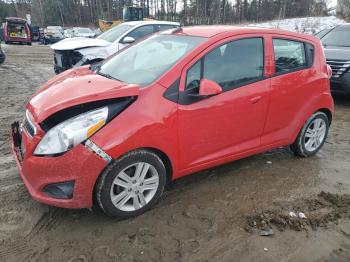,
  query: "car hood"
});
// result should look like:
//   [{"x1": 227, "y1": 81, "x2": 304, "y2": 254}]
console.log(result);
[
  {"x1": 324, "y1": 46, "x2": 350, "y2": 61},
  {"x1": 27, "y1": 66, "x2": 139, "y2": 123},
  {"x1": 51, "y1": 37, "x2": 110, "y2": 51}
]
